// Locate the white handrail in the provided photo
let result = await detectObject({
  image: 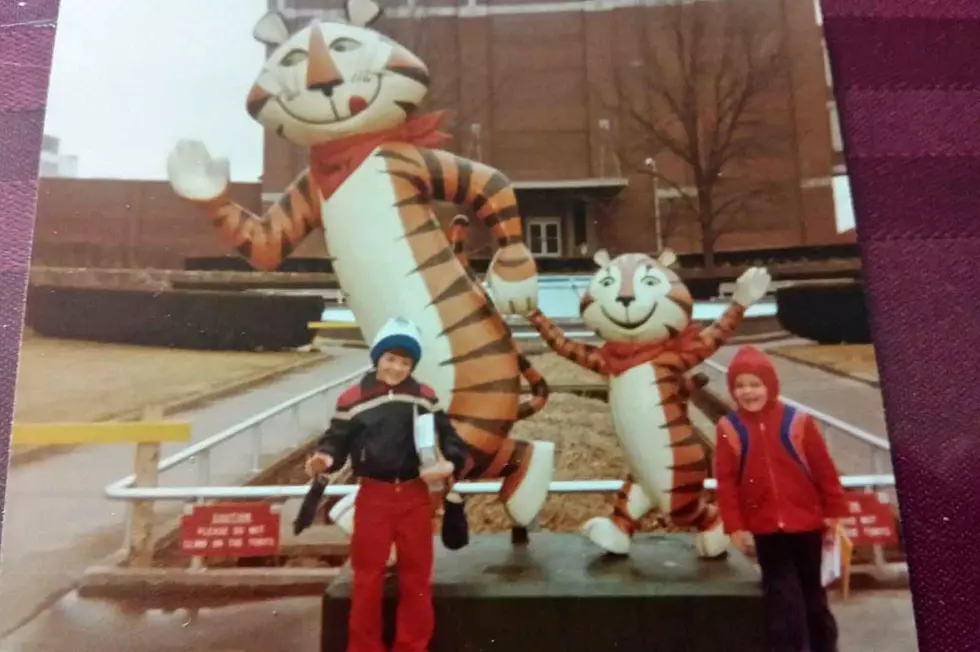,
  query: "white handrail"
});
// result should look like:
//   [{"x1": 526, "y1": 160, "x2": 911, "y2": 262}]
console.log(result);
[
  {"x1": 103, "y1": 366, "x2": 370, "y2": 497},
  {"x1": 105, "y1": 474, "x2": 896, "y2": 502},
  {"x1": 103, "y1": 335, "x2": 892, "y2": 502}
]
